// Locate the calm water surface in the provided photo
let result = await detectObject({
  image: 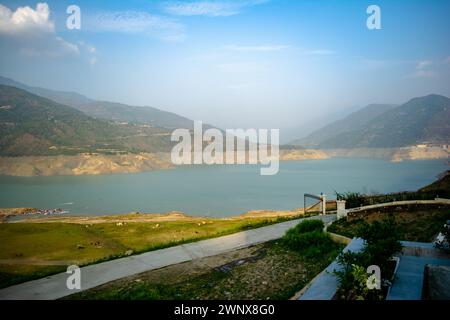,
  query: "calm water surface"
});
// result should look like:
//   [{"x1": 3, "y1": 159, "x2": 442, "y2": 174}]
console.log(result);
[{"x1": 0, "y1": 158, "x2": 447, "y2": 217}]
